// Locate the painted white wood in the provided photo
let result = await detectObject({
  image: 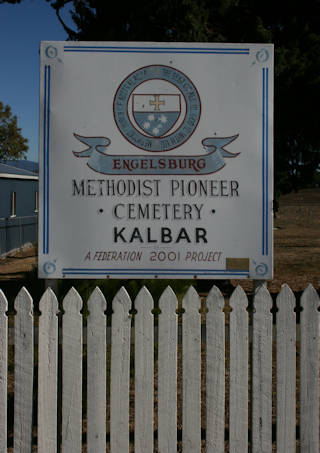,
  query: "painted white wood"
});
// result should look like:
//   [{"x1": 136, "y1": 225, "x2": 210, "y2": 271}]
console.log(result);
[
  {"x1": 252, "y1": 283, "x2": 273, "y2": 453},
  {"x1": 229, "y1": 285, "x2": 248, "y2": 453},
  {"x1": 4, "y1": 283, "x2": 320, "y2": 452},
  {"x1": 134, "y1": 286, "x2": 154, "y2": 453},
  {"x1": 14, "y1": 287, "x2": 34, "y2": 452},
  {"x1": 182, "y1": 286, "x2": 201, "y2": 453},
  {"x1": 206, "y1": 285, "x2": 225, "y2": 453},
  {"x1": 276, "y1": 284, "x2": 296, "y2": 453},
  {"x1": 87, "y1": 287, "x2": 107, "y2": 453},
  {"x1": 0, "y1": 289, "x2": 8, "y2": 452},
  {"x1": 61, "y1": 287, "x2": 83, "y2": 453},
  {"x1": 300, "y1": 284, "x2": 320, "y2": 452},
  {"x1": 110, "y1": 287, "x2": 131, "y2": 453},
  {"x1": 38, "y1": 288, "x2": 59, "y2": 453},
  {"x1": 158, "y1": 286, "x2": 178, "y2": 453}
]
